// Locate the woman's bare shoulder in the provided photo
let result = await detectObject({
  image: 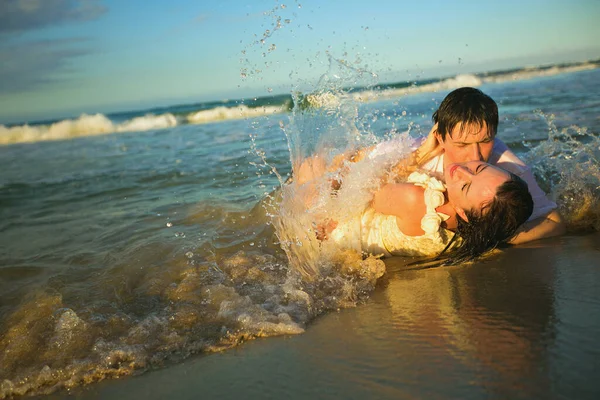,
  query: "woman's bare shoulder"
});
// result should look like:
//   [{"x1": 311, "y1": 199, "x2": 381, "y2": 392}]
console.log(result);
[
  {"x1": 372, "y1": 183, "x2": 426, "y2": 222},
  {"x1": 372, "y1": 183, "x2": 427, "y2": 236}
]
